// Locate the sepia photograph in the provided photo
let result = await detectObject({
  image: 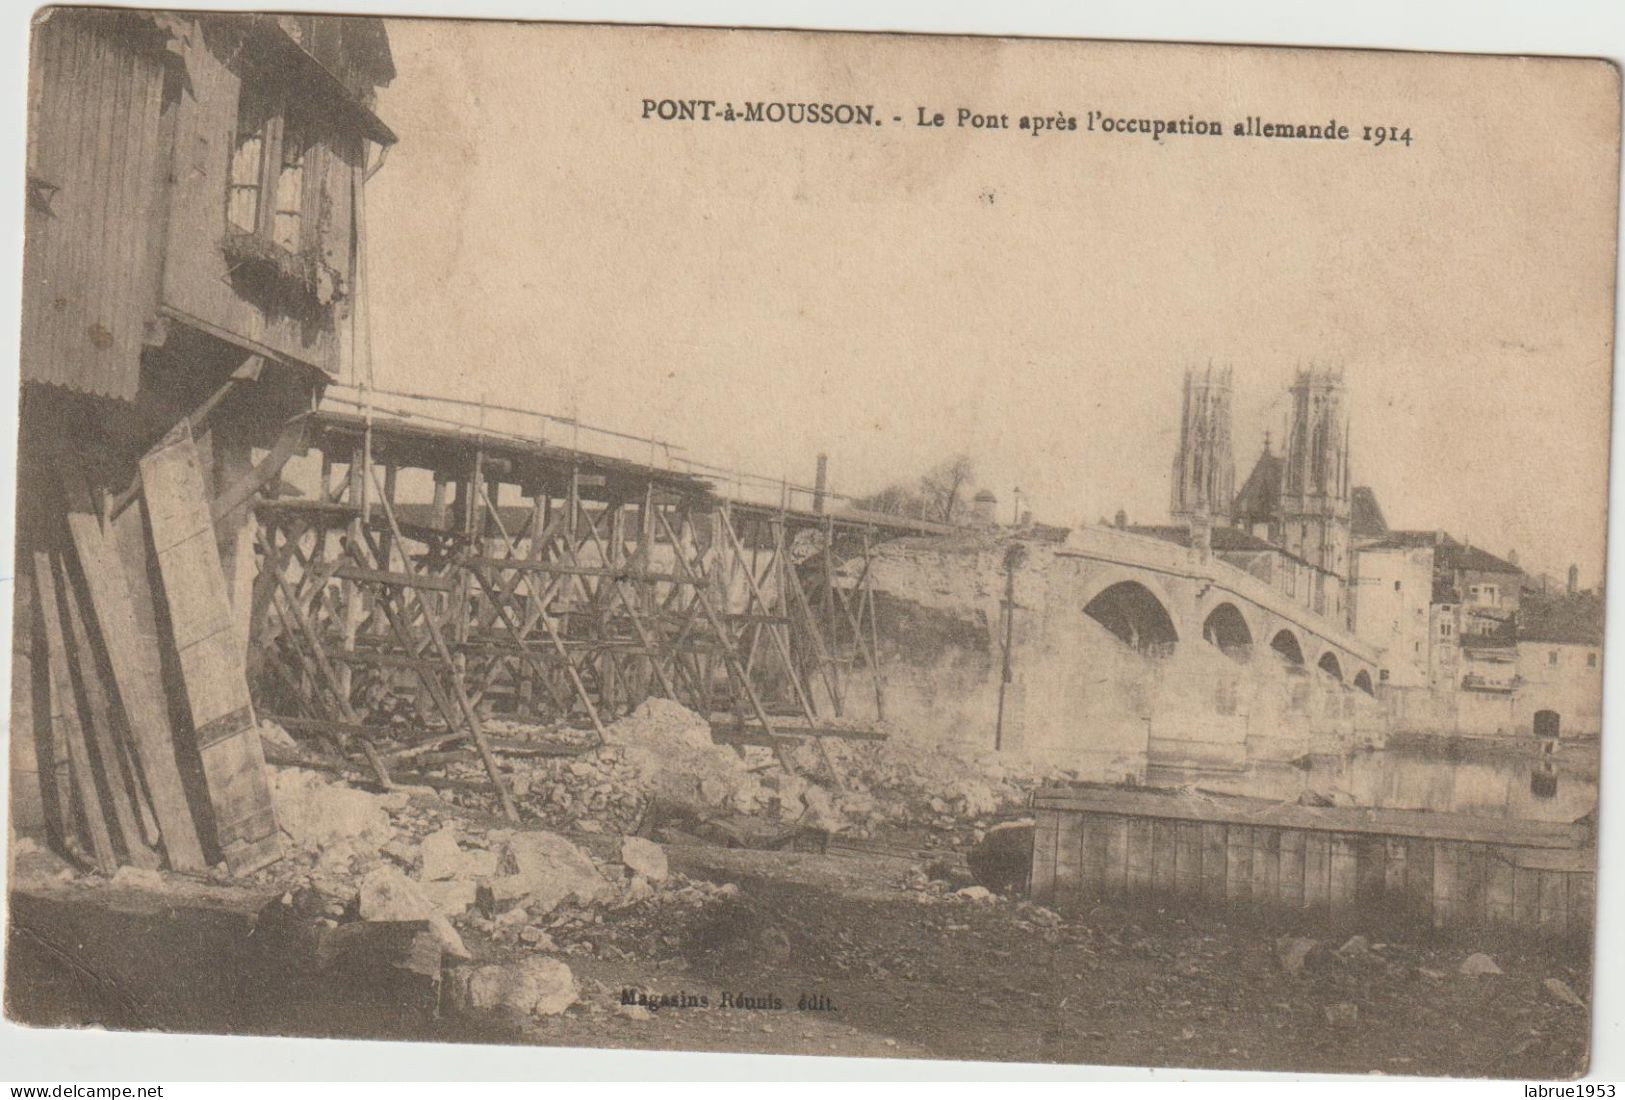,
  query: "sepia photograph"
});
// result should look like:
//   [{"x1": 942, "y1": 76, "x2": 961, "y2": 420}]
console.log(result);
[{"x1": 2, "y1": 3, "x2": 1621, "y2": 1083}]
